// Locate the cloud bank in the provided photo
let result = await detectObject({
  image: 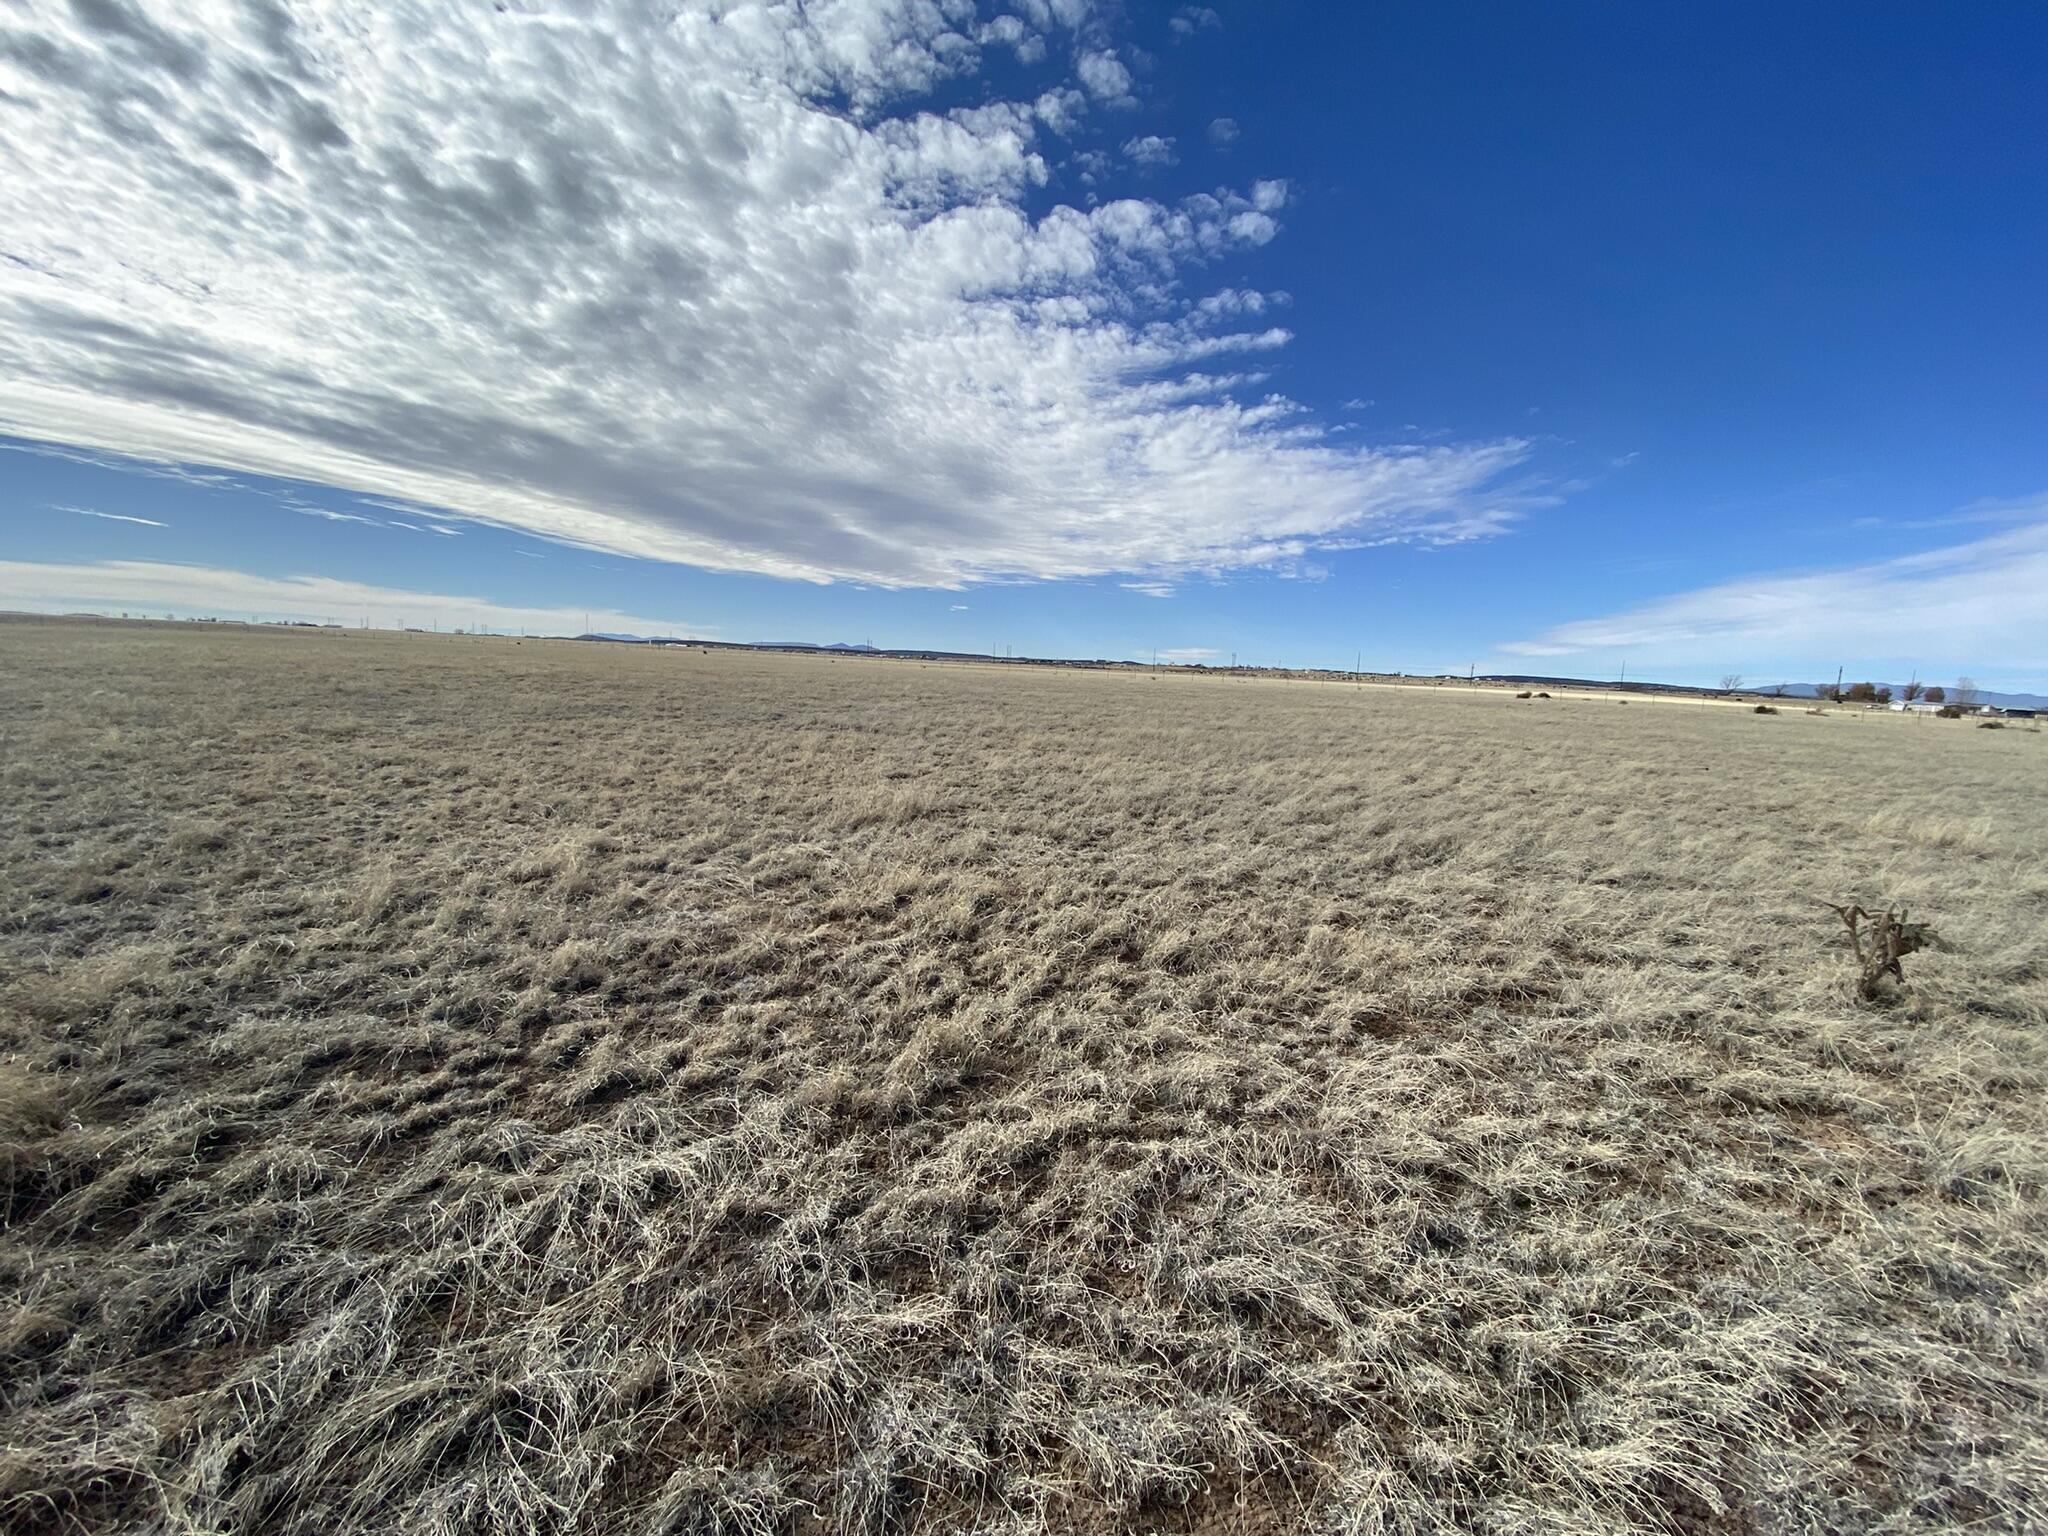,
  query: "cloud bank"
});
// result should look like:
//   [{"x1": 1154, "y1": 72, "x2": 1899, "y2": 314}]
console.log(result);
[
  {"x1": 0, "y1": 0, "x2": 1530, "y2": 589},
  {"x1": 0, "y1": 558, "x2": 701, "y2": 637},
  {"x1": 1502, "y1": 517, "x2": 2048, "y2": 683}
]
